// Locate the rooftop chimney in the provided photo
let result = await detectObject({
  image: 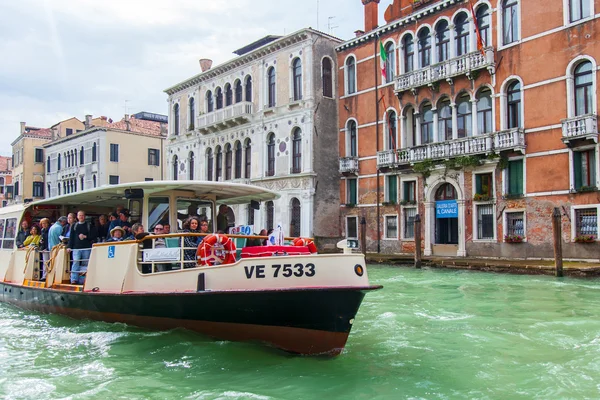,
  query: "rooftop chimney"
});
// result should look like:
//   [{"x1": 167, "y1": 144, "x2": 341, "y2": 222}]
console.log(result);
[
  {"x1": 19, "y1": 122, "x2": 25, "y2": 135},
  {"x1": 199, "y1": 58, "x2": 213, "y2": 72},
  {"x1": 384, "y1": 0, "x2": 403, "y2": 24},
  {"x1": 354, "y1": 29, "x2": 365, "y2": 37},
  {"x1": 85, "y1": 114, "x2": 92, "y2": 129},
  {"x1": 51, "y1": 127, "x2": 58, "y2": 141},
  {"x1": 362, "y1": 0, "x2": 380, "y2": 33},
  {"x1": 124, "y1": 114, "x2": 131, "y2": 131}
]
